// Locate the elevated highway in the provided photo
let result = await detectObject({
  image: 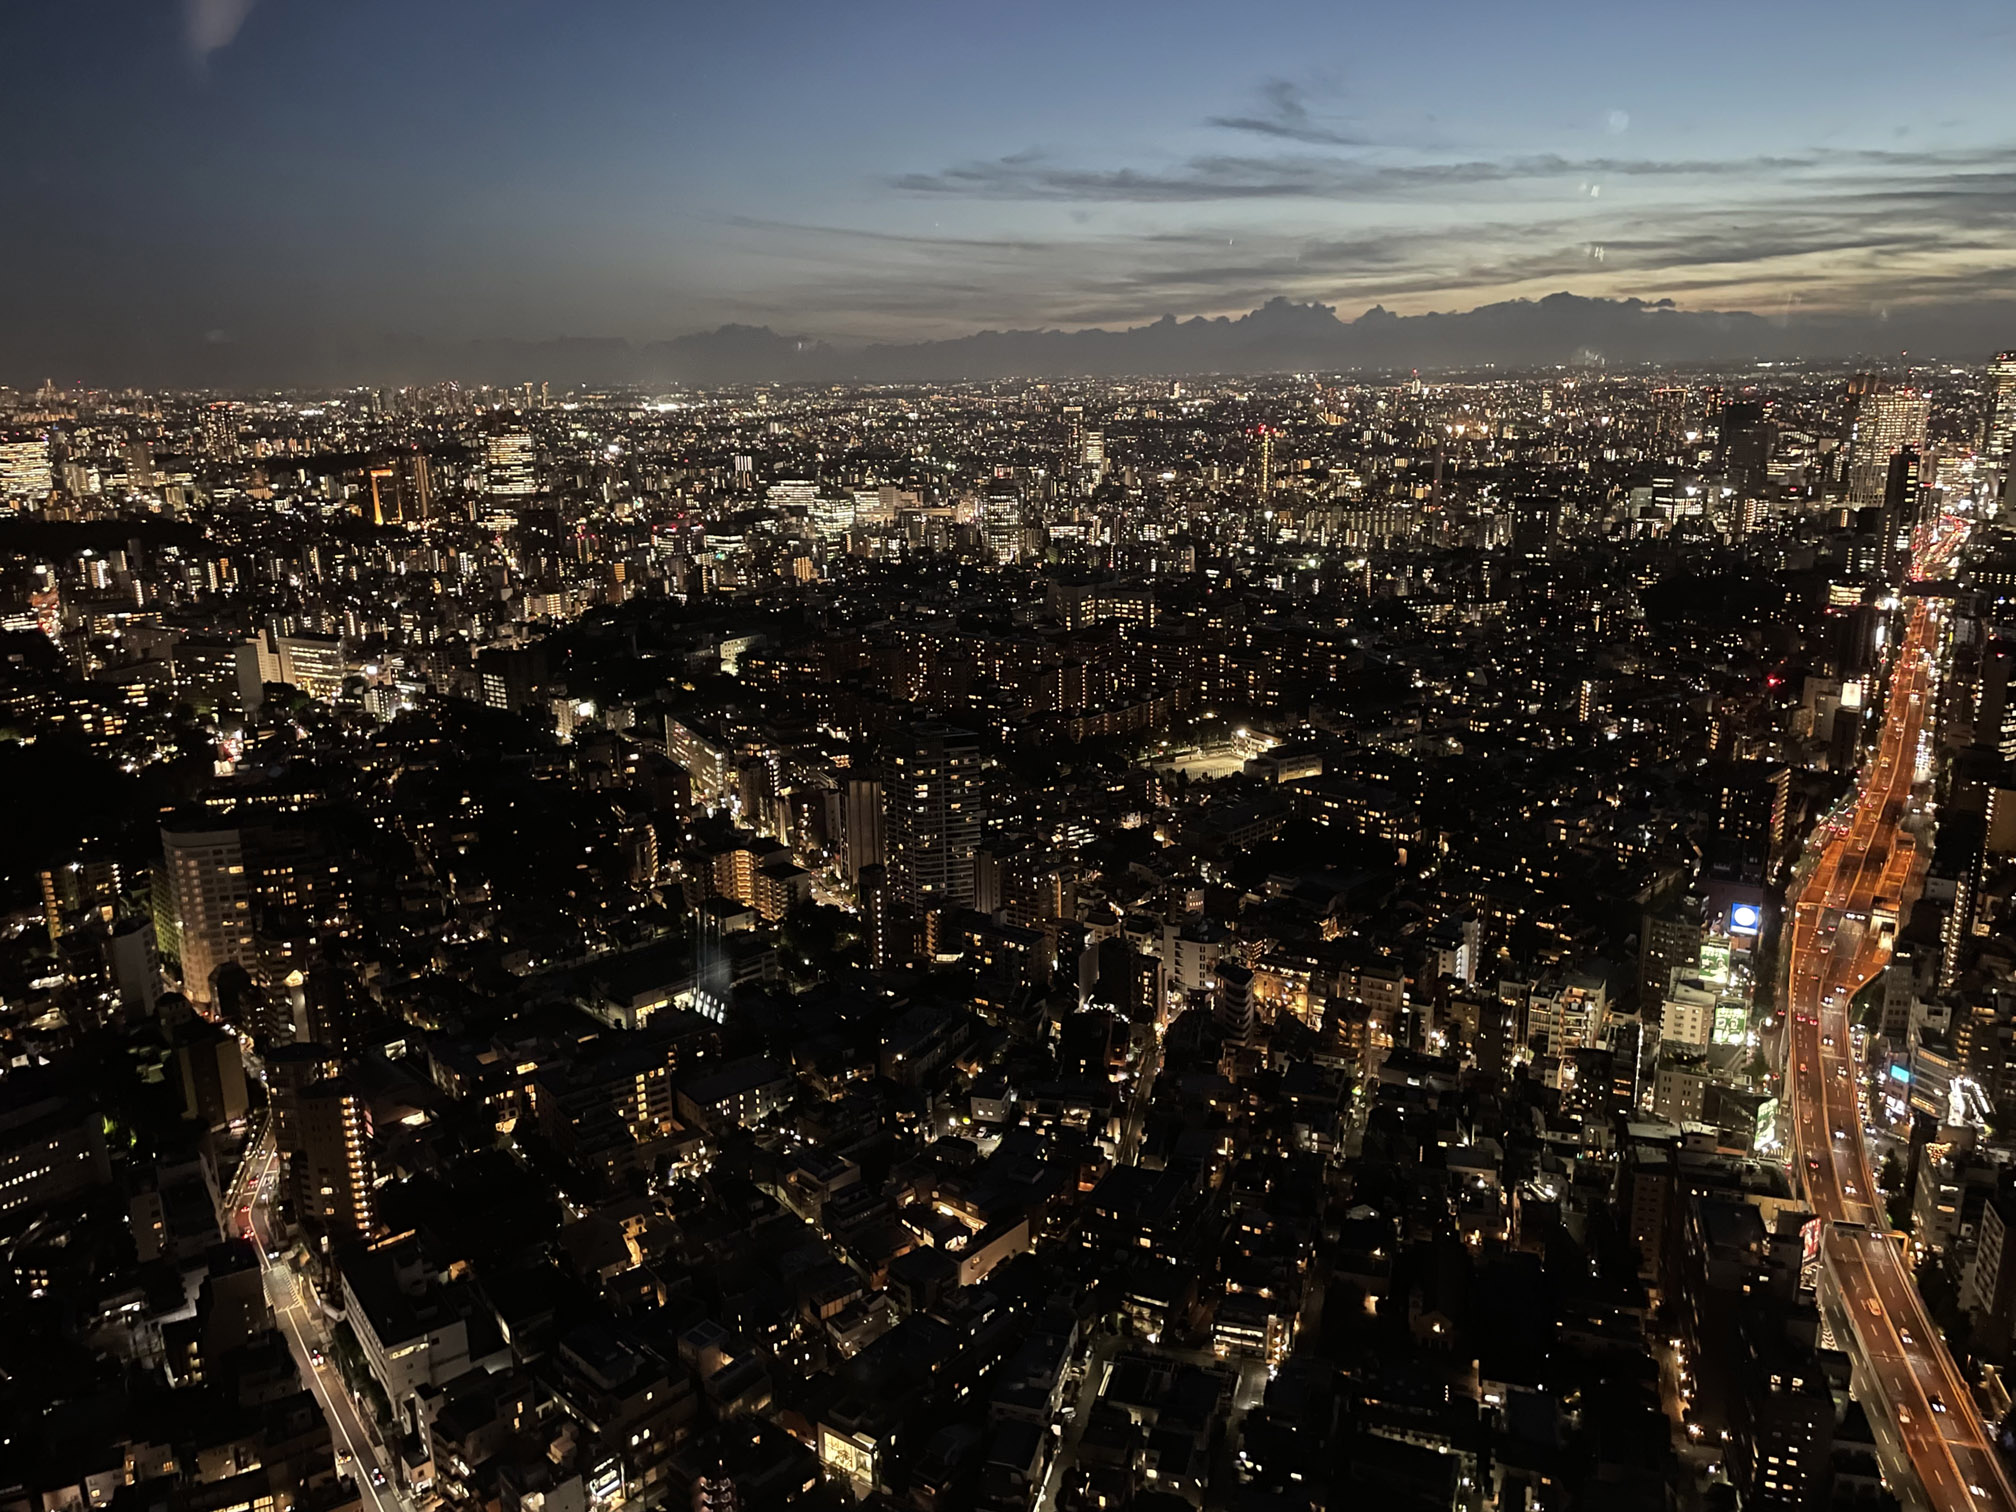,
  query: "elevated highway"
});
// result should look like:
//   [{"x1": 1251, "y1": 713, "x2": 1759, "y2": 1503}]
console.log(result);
[{"x1": 1783, "y1": 519, "x2": 2015, "y2": 1512}]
